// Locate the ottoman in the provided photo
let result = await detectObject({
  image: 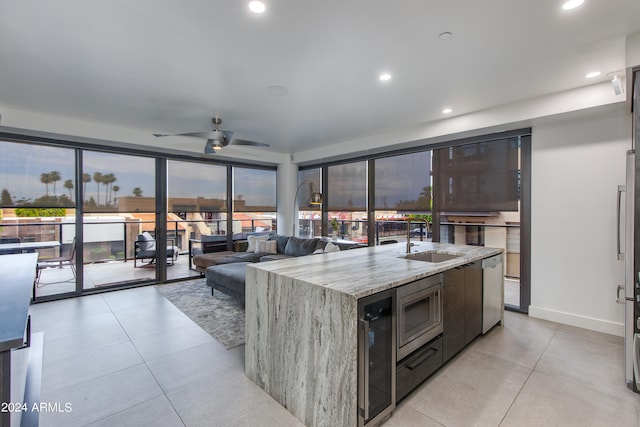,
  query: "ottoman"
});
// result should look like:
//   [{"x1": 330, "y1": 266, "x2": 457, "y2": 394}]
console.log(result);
[{"x1": 205, "y1": 262, "x2": 249, "y2": 306}]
